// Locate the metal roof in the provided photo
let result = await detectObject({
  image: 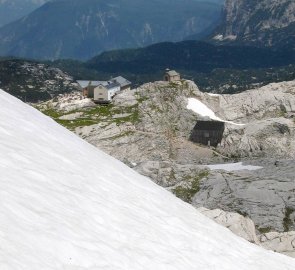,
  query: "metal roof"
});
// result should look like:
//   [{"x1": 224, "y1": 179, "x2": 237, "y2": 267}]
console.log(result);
[
  {"x1": 77, "y1": 76, "x2": 131, "y2": 89},
  {"x1": 105, "y1": 82, "x2": 121, "y2": 90},
  {"x1": 111, "y1": 76, "x2": 131, "y2": 88},
  {"x1": 166, "y1": 70, "x2": 179, "y2": 77},
  {"x1": 77, "y1": 80, "x2": 105, "y2": 88},
  {"x1": 95, "y1": 81, "x2": 121, "y2": 91}
]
